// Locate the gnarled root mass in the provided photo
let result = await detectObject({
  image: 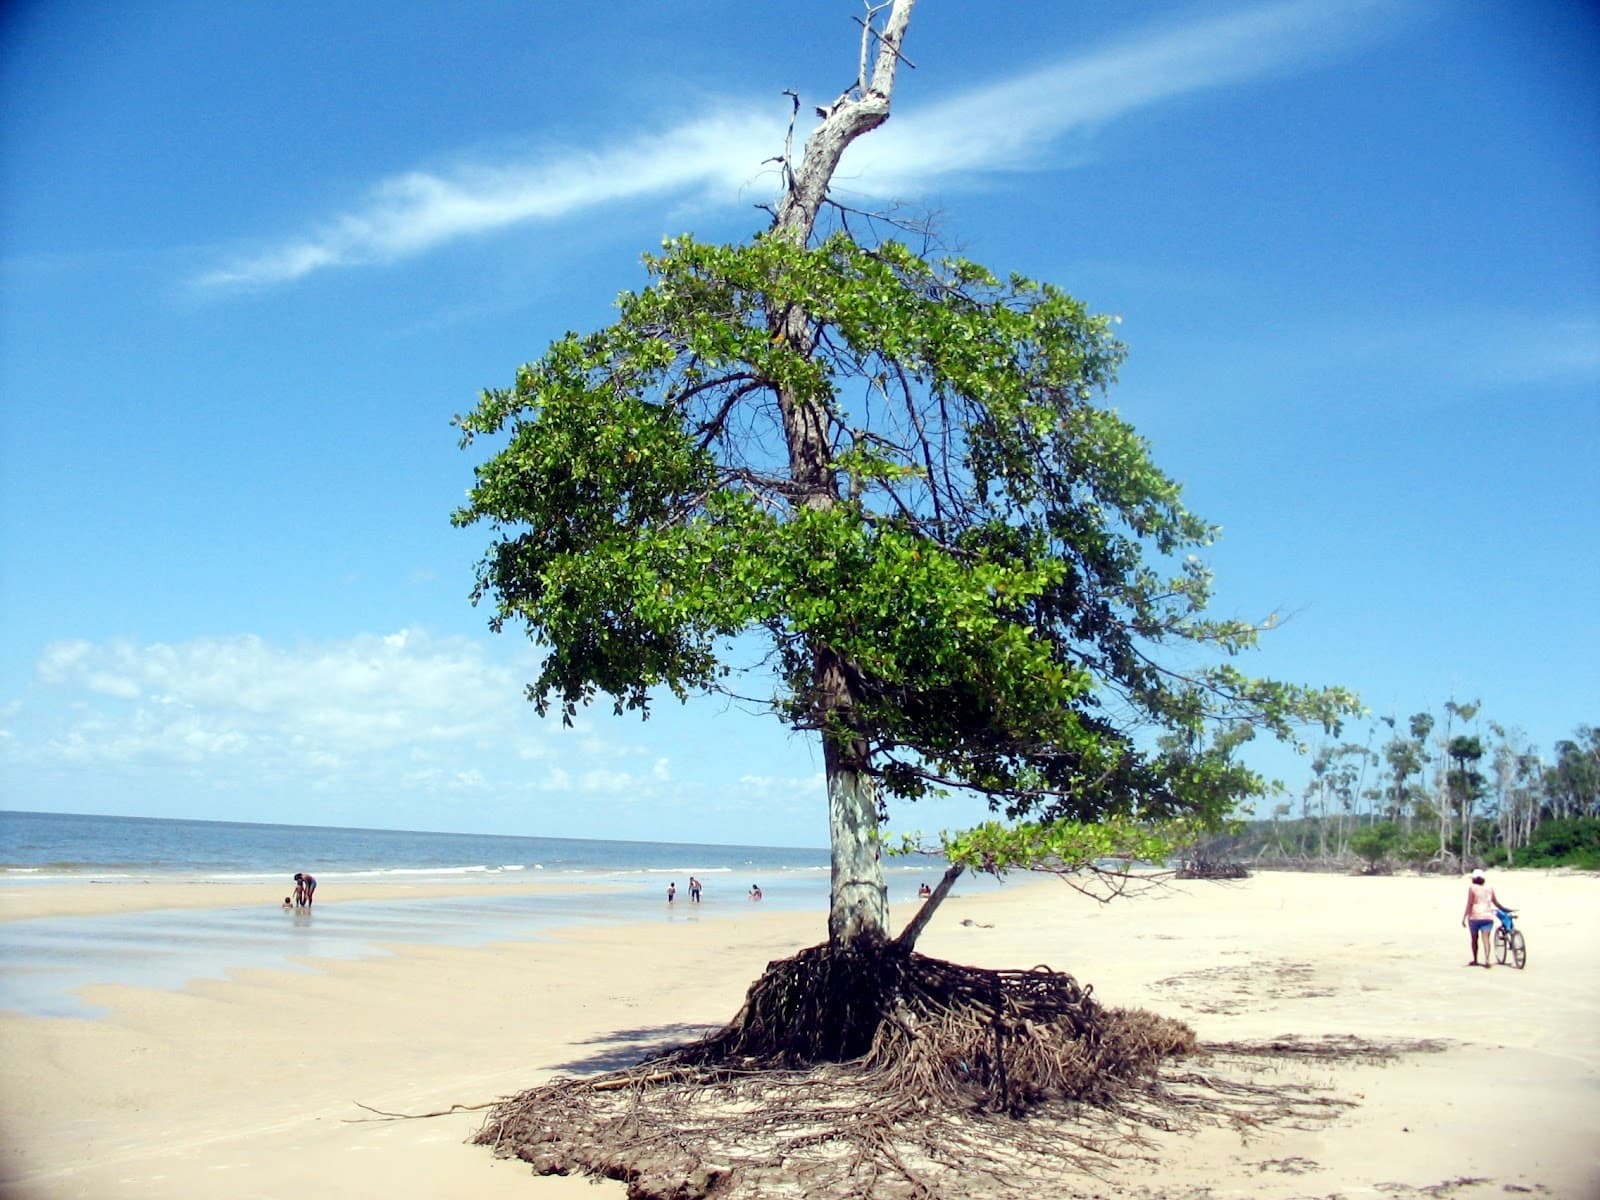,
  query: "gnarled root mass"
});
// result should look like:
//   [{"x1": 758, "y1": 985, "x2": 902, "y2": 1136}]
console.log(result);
[
  {"x1": 475, "y1": 943, "x2": 1203, "y2": 1198},
  {"x1": 1175, "y1": 858, "x2": 1250, "y2": 880},
  {"x1": 664, "y1": 942, "x2": 1195, "y2": 1113}
]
